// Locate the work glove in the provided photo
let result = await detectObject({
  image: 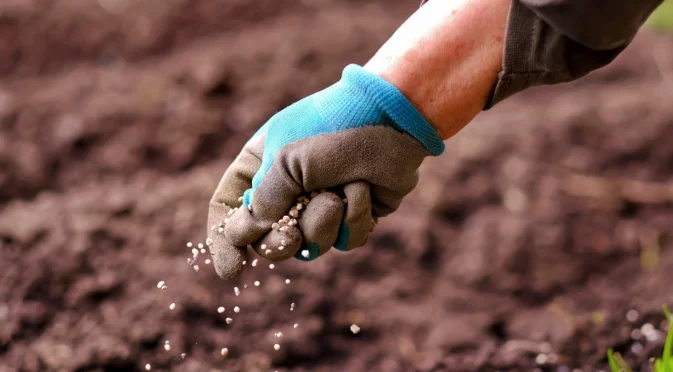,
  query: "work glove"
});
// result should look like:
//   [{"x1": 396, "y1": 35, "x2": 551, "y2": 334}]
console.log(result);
[{"x1": 207, "y1": 64, "x2": 445, "y2": 279}]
